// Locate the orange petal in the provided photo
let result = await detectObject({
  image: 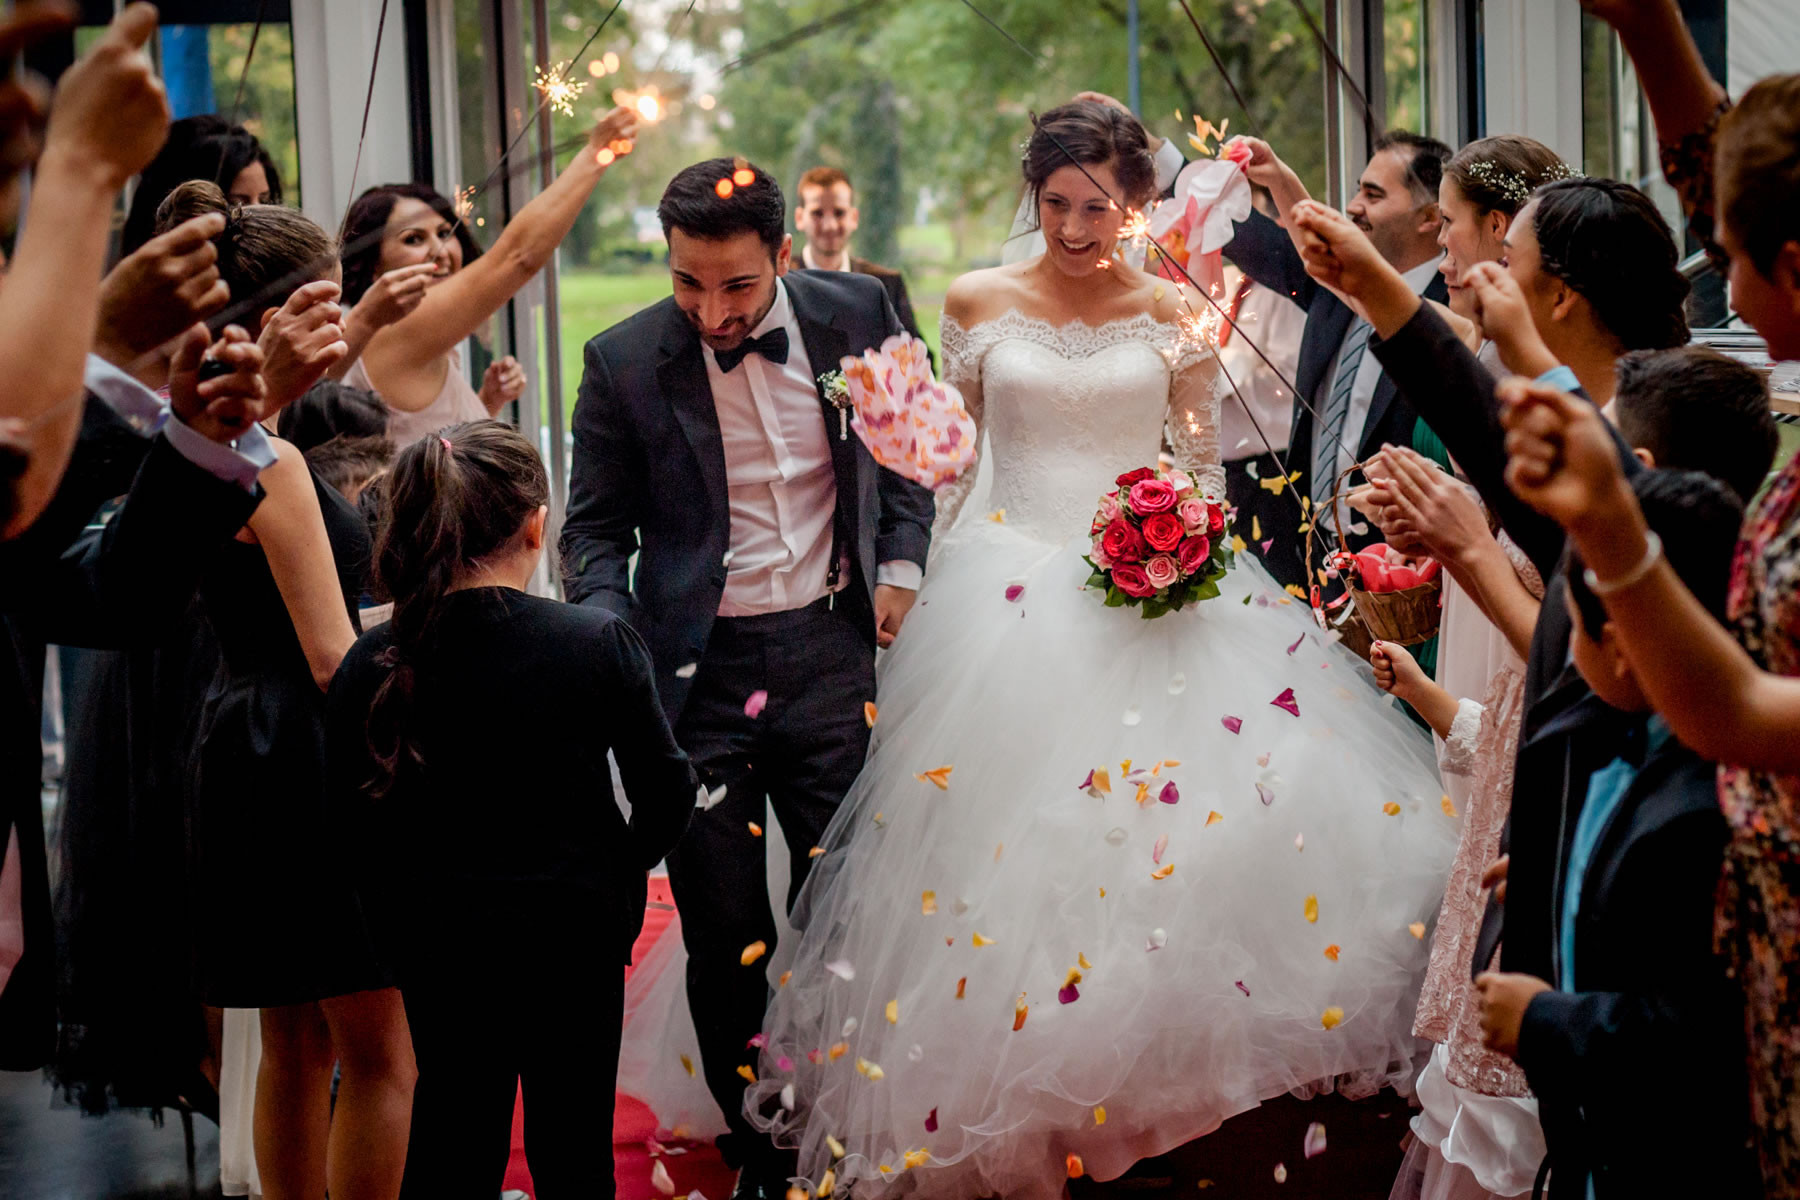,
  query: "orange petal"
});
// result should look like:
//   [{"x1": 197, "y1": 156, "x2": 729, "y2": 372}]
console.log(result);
[
  {"x1": 741, "y1": 940, "x2": 768, "y2": 966},
  {"x1": 921, "y1": 890, "x2": 938, "y2": 914},
  {"x1": 1067, "y1": 1153, "x2": 1085, "y2": 1178},
  {"x1": 828, "y1": 1042, "x2": 848, "y2": 1061},
  {"x1": 1094, "y1": 1105, "x2": 1108, "y2": 1125},
  {"x1": 915, "y1": 766, "x2": 954, "y2": 789},
  {"x1": 1013, "y1": 994, "x2": 1028, "y2": 1031},
  {"x1": 1323, "y1": 944, "x2": 1340, "y2": 961},
  {"x1": 972, "y1": 932, "x2": 996, "y2": 947},
  {"x1": 955, "y1": 976, "x2": 967, "y2": 999},
  {"x1": 1321, "y1": 1005, "x2": 1345, "y2": 1030},
  {"x1": 1205, "y1": 811, "x2": 1224, "y2": 826},
  {"x1": 809, "y1": 845, "x2": 826, "y2": 858},
  {"x1": 779, "y1": 970, "x2": 792, "y2": 987},
  {"x1": 1382, "y1": 801, "x2": 1402, "y2": 816},
  {"x1": 865, "y1": 702, "x2": 879, "y2": 728},
  {"x1": 1078, "y1": 952, "x2": 1093, "y2": 970},
  {"x1": 748, "y1": 821, "x2": 764, "y2": 837},
  {"x1": 1304, "y1": 895, "x2": 1319, "y2": 924},
  {"x1": 737, "y1": 1064, "x2": 758, "y2": 1082},
  {"x1": 1409, "y1": 921, "x2": 1427, "y2": 939},
  {"x1": 885, "y1": 998, "x2": 899, "y2": 1024},
  {"x1": 1441, "y1": 794, "x2": 1458, "y2": 817},
  {"x1": 680, "y1": 1053, "x2": 695, "y2": 1076},
  {"x1": 1151, "y1": 862, "x2": 1175, "y2": 880}
]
